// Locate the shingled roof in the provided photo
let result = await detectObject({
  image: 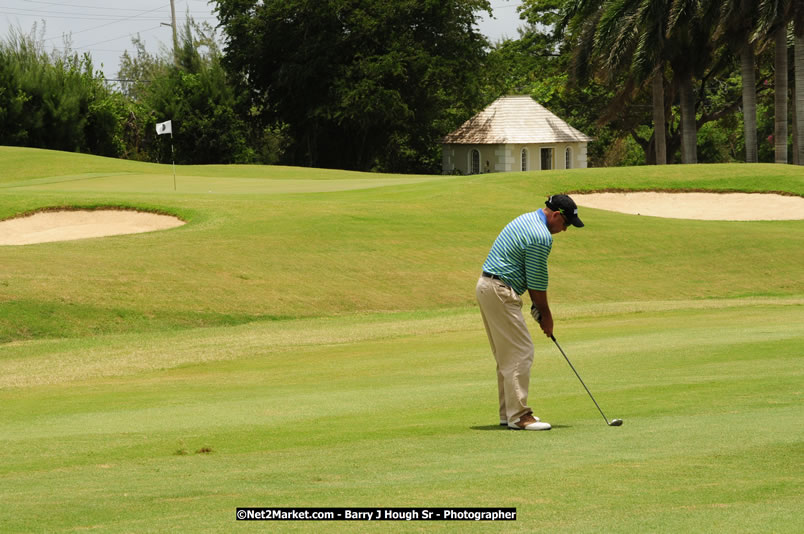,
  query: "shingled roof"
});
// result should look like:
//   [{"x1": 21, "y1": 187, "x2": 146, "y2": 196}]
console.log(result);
[{"x1": 442, "y1": 95, "x2": 593, "y2": 144}]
